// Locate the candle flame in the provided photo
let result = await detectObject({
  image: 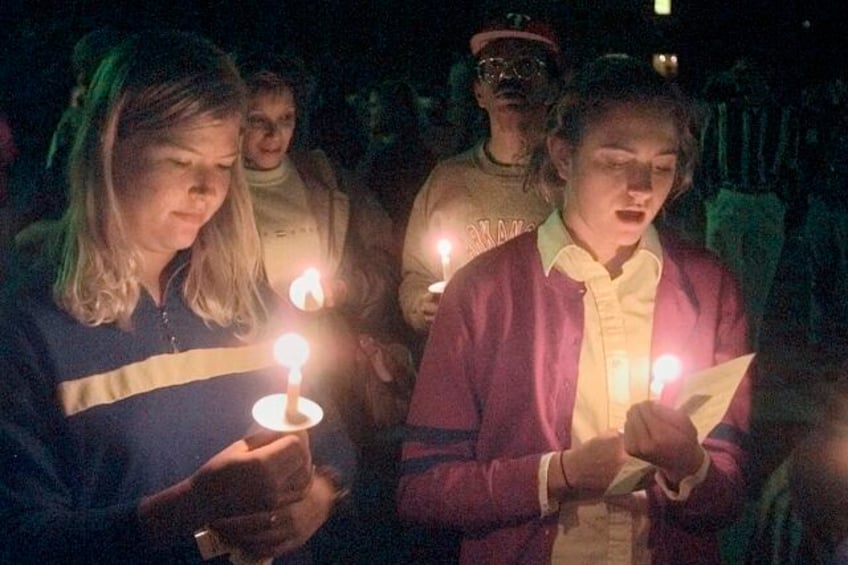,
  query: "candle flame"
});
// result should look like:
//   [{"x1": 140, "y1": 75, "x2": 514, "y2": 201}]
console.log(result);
[
  {"x1": 437, "y1": 239, "x2": 452, "y2": 258},
  {"x1": 289, "y1": 267, "x2": 325, "y2": 311},
  {"x1": 274, "y1": 332, "x2": 310, "y2": 370},
  {"x1": 650, "y1": 354, "x2": 682, "y2": 397}
]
